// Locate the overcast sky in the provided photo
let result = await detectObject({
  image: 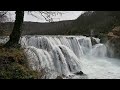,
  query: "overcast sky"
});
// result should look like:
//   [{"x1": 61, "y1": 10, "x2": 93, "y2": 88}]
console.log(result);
[{"x1": 7, "y1": 11, "x2": 84, "y2": 22}]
